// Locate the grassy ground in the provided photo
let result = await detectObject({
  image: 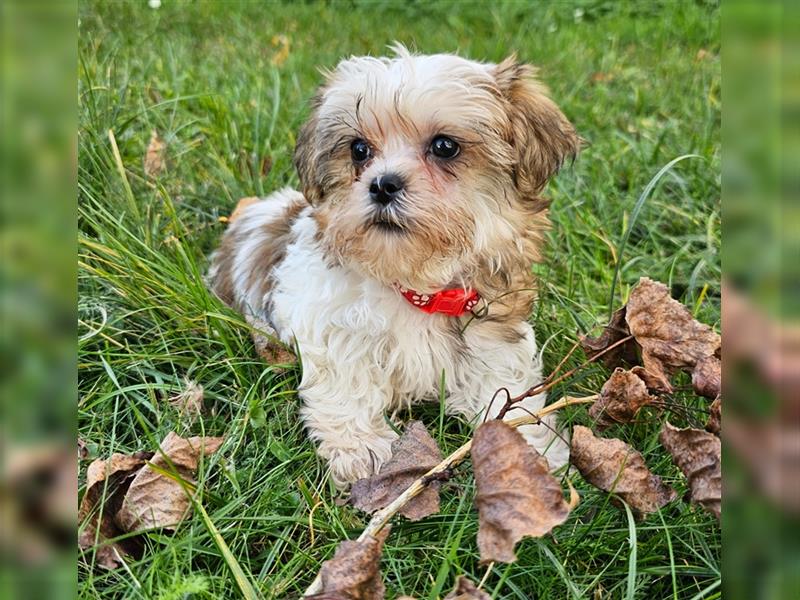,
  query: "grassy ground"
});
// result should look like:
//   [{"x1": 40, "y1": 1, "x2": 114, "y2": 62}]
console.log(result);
[{"x1": 78, "y1": 1, "x2": 721, "y2": 598}]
